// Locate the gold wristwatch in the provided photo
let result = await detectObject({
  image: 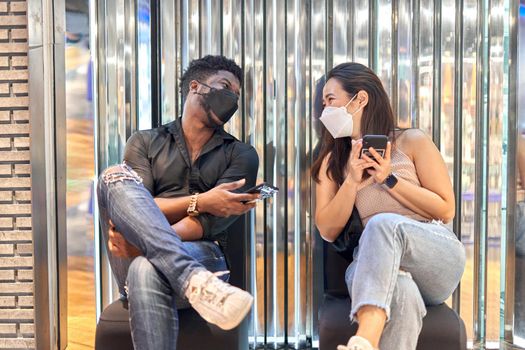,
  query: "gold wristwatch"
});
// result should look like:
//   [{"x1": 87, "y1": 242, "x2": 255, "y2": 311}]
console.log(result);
[{"x1": 187, "y1": 193, "x2": 200, "y2": 217}]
